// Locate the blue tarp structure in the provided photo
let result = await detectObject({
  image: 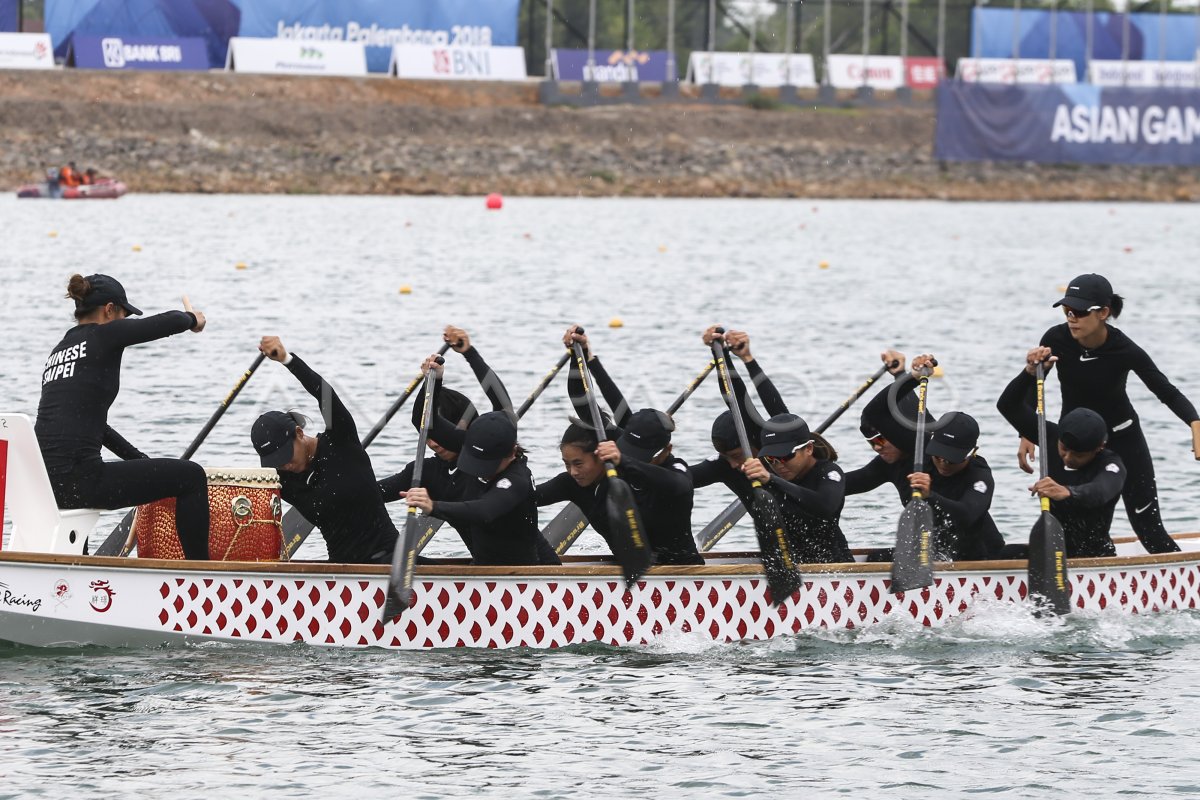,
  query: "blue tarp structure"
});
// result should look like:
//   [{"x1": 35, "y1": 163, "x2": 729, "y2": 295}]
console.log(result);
[
  {"x1": 972, "y1": 9, "x2": 1200, "y2": 82},
  {"x1": 0, "y1": 0, "x2": 18, "y2": 32},
  {"x1": 47, "y1": 0, "x2": 240, "y2": 67}
]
